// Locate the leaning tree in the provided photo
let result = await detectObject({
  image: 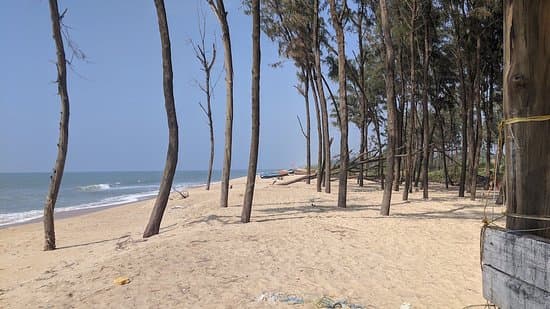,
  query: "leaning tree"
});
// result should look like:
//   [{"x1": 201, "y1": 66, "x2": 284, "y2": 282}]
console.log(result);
[
  {"x1": 43, "y1": 0, "x2": 70, "y2": 251},
  {"x1": 143, "y1": 0, "x2": 179, "y2": 238}
]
